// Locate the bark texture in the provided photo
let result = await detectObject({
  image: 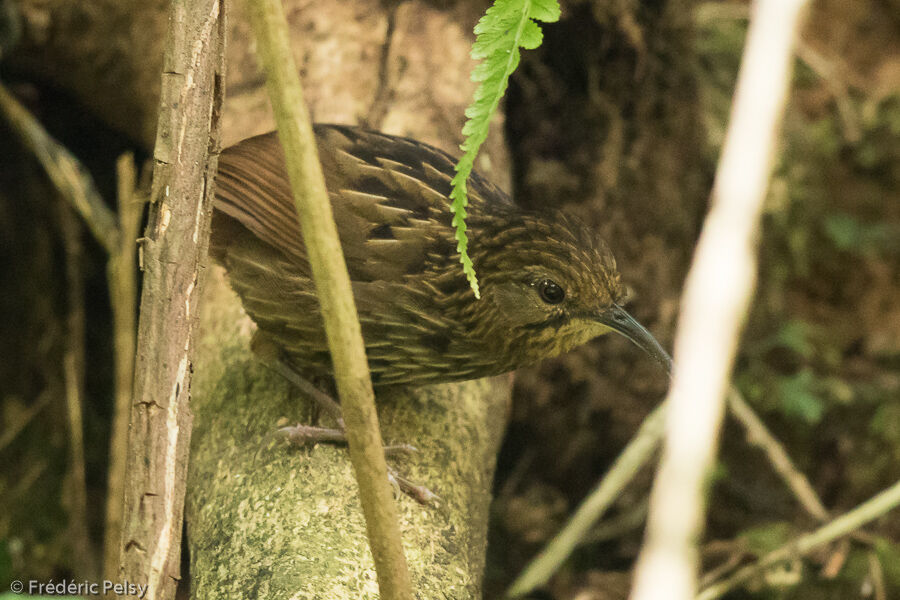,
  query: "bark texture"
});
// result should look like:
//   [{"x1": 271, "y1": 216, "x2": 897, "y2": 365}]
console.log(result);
[{"x1": 118, "y1": 1, "x2": 224, "y2": 598}]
